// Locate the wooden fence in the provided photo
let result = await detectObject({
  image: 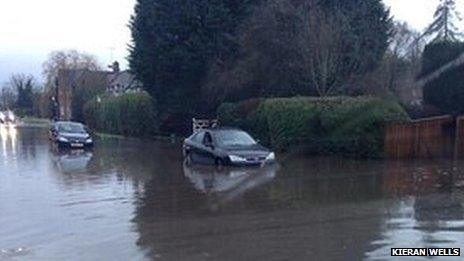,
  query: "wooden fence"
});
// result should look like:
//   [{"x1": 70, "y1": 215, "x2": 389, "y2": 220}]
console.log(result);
[
  {"x1": 455, "y1": 116, "x2": 464, "y2": 158},
  {"x1": 385, "y1": 115, "x2": 458, "y2": 159}
]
